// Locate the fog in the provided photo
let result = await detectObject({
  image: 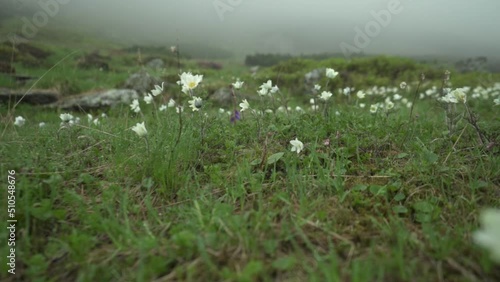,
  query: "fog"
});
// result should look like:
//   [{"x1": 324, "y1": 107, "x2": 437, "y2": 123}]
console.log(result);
[{"x1": 4, "y1": 0, "x2": 500, "y2": 59}]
